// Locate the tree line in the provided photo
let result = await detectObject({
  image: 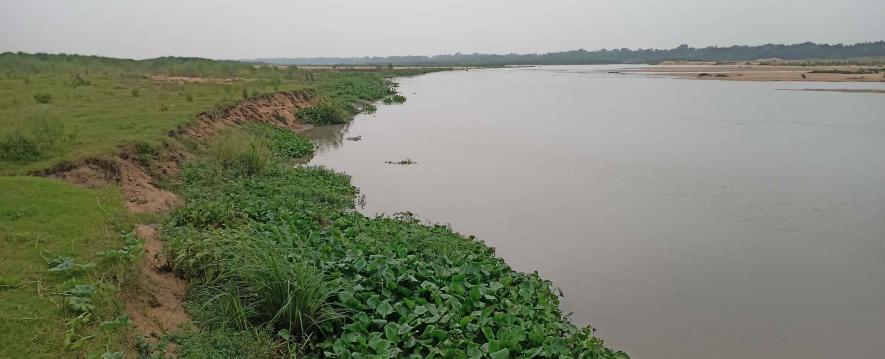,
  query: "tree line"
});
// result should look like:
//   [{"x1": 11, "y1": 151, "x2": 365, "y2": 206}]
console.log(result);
[{"x1": 255, "y1": 41, "x2": 885, "y2": 66}]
